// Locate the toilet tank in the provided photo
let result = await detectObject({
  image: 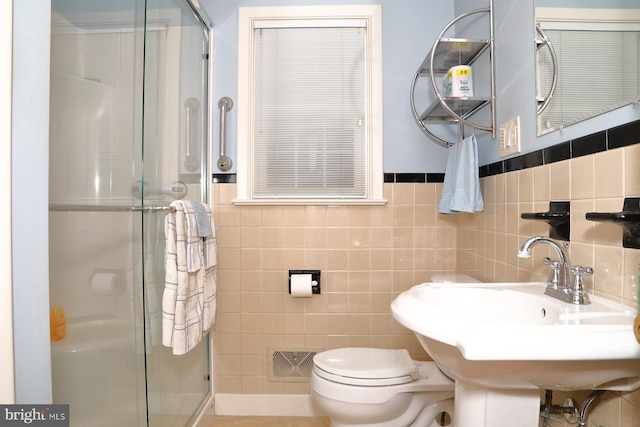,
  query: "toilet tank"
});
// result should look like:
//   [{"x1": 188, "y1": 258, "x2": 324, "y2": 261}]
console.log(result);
[{"x1": 430, "y1": 274, "x2": 480, "y2": 283}]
